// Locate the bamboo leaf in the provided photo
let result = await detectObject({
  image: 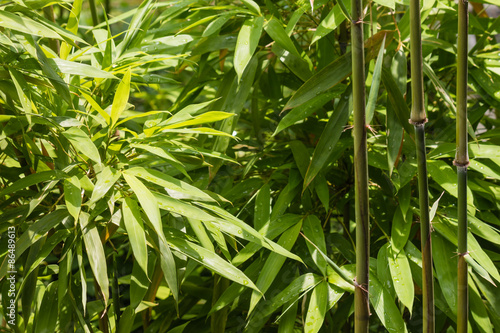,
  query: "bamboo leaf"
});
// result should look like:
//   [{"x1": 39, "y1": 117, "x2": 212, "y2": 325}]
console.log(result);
[
  {"x1": 254, "y1": 183, "x2": 271, "y2": 231},
  {"x1": 303, "y1": 215, "x2": 327, "y2": 275},
  {"x1": 304, "y1": 280, "x2": 328, "y2": 333},
  {"x1": 368, "y1": 267, "x2": 408, "y2": 333},
  {"x1": 125, "y1": 167, "x2": 214, "y2": 202},
  {"x1": 234, "y1": 17, "x2": 264, "y2": 80},
  {"x1": 283, "y1": 53, "x2": 351, "y2": 111},
  {"x1": 122, "y1": 197, "x2": 148, "y2": 275},
  {"x1": 431, "y1": 232, "x2": 458, "y2": 315},
  {"x1": 377, "y1": 244, "x2": 396, "y2": 299},
  {"x1": 387, "y1": 247, "x2": 414, "y2": 313},
  {"x1": 164, "y1": 228, "x2": 260, "y2": 292},
  {"x1": 241, "y1": 0, "x2": 261, "y2": 15},
  {"x1": 130, "y1": 260, "x2": 149, "y2": 309},
  {"x1": 80, "y1": 212, "x2": 109, "y2": 306},
  {"x1": 0, "y1": 170, "x2": 66, "y2": 197},
  {"x1": 311, "y1": 0, "x2": 351, "y2": 44},
  {"x1": 366, "y1": 36, "x2": 386, "y2": 124},
  {"x1": 49, "y1": 59, "x2": 116, "y2": 78},
  {"x1": 62, "y1": 127, "x2": 101, "y2": 164},
  {"x1": 381, "y1": 67, "x2": 413, "y2": 135},
  {"x1": 264, "y1": 18, "x2": 301, "y2": 57},
  {"x1": 249, "y1": 221, "x2": 302, "y2": 314},
  {"x1": 160, "y1": 111, "x2": 234, "y2": 130},
  {"x1": 303, "y1": 86, "x2": 351, "y2": 189},
  {"x1": 64, "y1": 175, "x2": 81, "y2": 220},
  {"x1": 89, "y1": 166, "x2": 121, "y2": 204},
  {"x1": 111, "y1": 68, "x2": 131, "y2": 127},
  {"x1": 469, "y1": 278, "x2": 494, "y2": 333},
  {"x1": 391, "y1": 206, "x2": 412, "y2": 253},
  {"x1": 122, "y1": 173, "x2": 178, "y2": 301},
  {"x1": 274, "y1": 88, "x2": 342, "y2": 135},
  {"x1": 34, "y1": 281, "x2": 58, "y2": 333}
]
